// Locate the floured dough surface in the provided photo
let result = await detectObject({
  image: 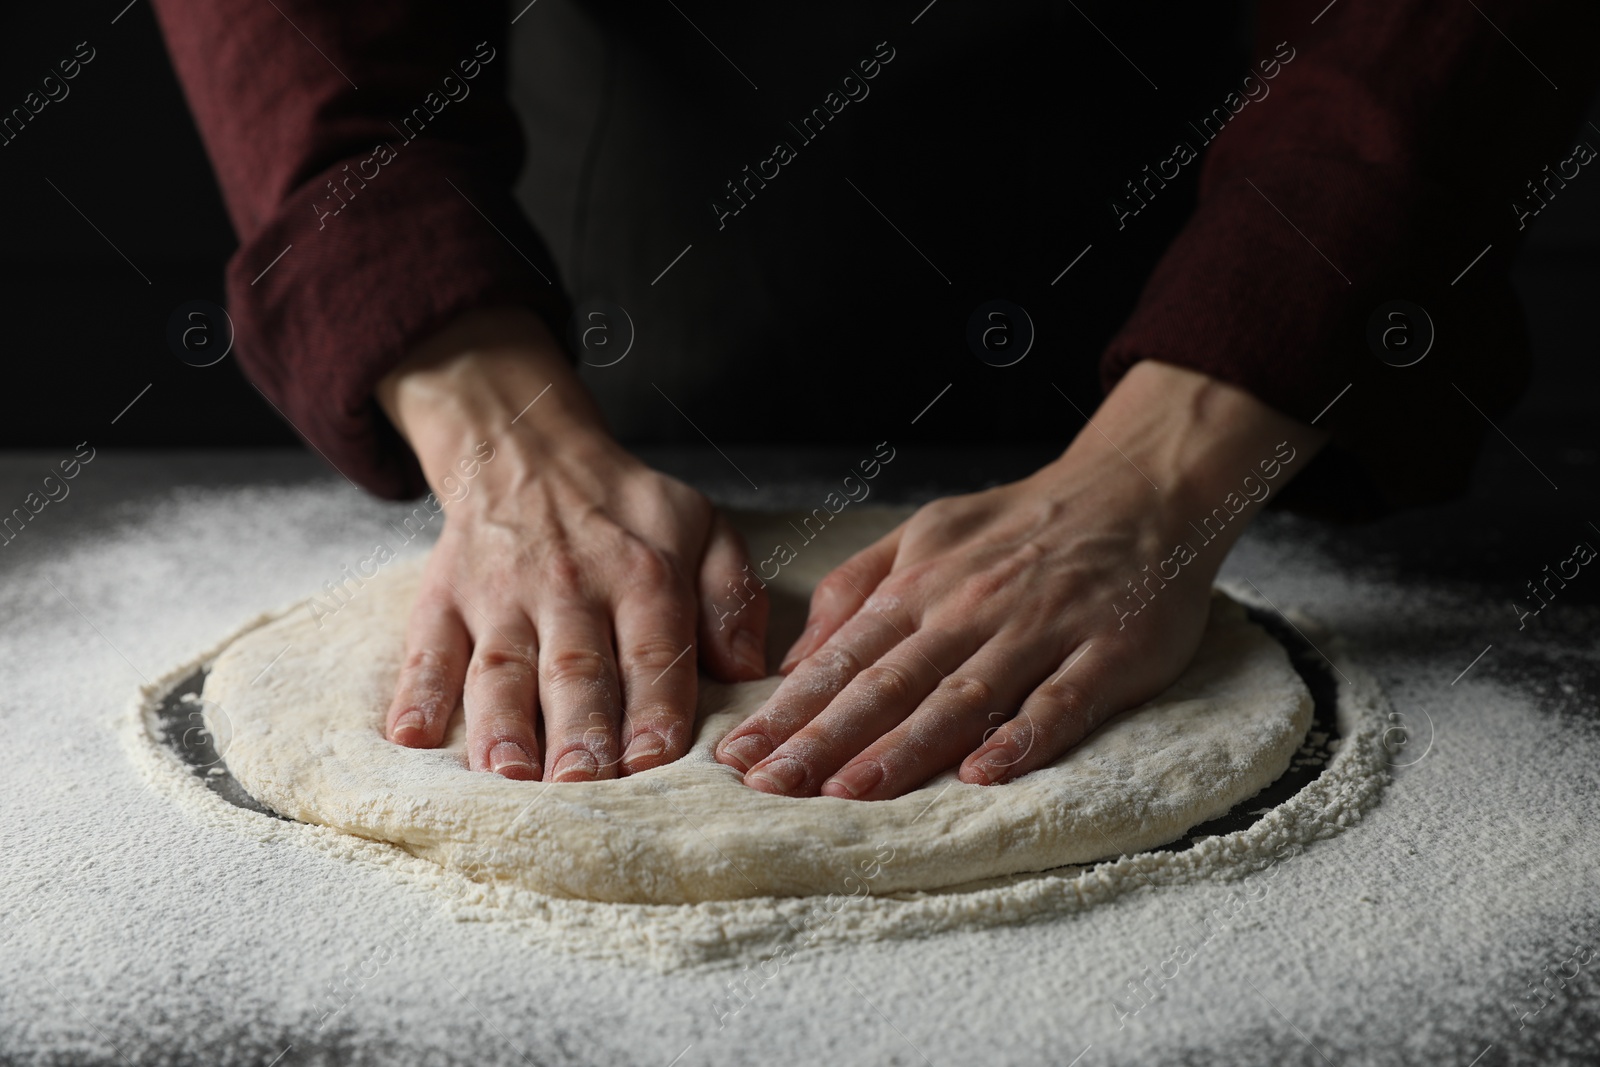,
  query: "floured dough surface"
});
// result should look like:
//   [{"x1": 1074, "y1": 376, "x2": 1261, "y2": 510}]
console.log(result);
[{"x1": 203, "y1": 508, "x2": 1312, "y2": 905}]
